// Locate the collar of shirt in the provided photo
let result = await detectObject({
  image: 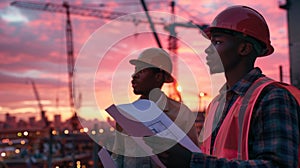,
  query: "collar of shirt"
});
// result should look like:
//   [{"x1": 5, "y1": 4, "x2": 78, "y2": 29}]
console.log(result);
[
  {"x1": 139, "y1": 91, "x2": 170, "y2": 112},
  {"x1": 218, "y1": 67, "x2": 265, "y2": 97},
  {"x1": 154, "y1": 92, "x2": 170, "y2": 112}
]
